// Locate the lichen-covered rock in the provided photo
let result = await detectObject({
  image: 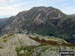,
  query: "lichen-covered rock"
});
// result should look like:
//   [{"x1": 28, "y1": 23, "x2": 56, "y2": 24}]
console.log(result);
[
  {"x1": 0, "y1": 34, "x2": 40, "y2": 56},
  {"x1": 19, "y1": 50, "x2": 25, "y2": 54},
  {"x1": 0, "y1": 34, "x2": 40, "y2": 48},
  {"x1": 0, "y1": 47, "x2": 17, "y2": 56},
  {"x1": 0, "y1": 33, "x2": 75, "y2": 56},
  {"x1": 32, "y1": 46, "x2": 75, "y2": 56}
]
